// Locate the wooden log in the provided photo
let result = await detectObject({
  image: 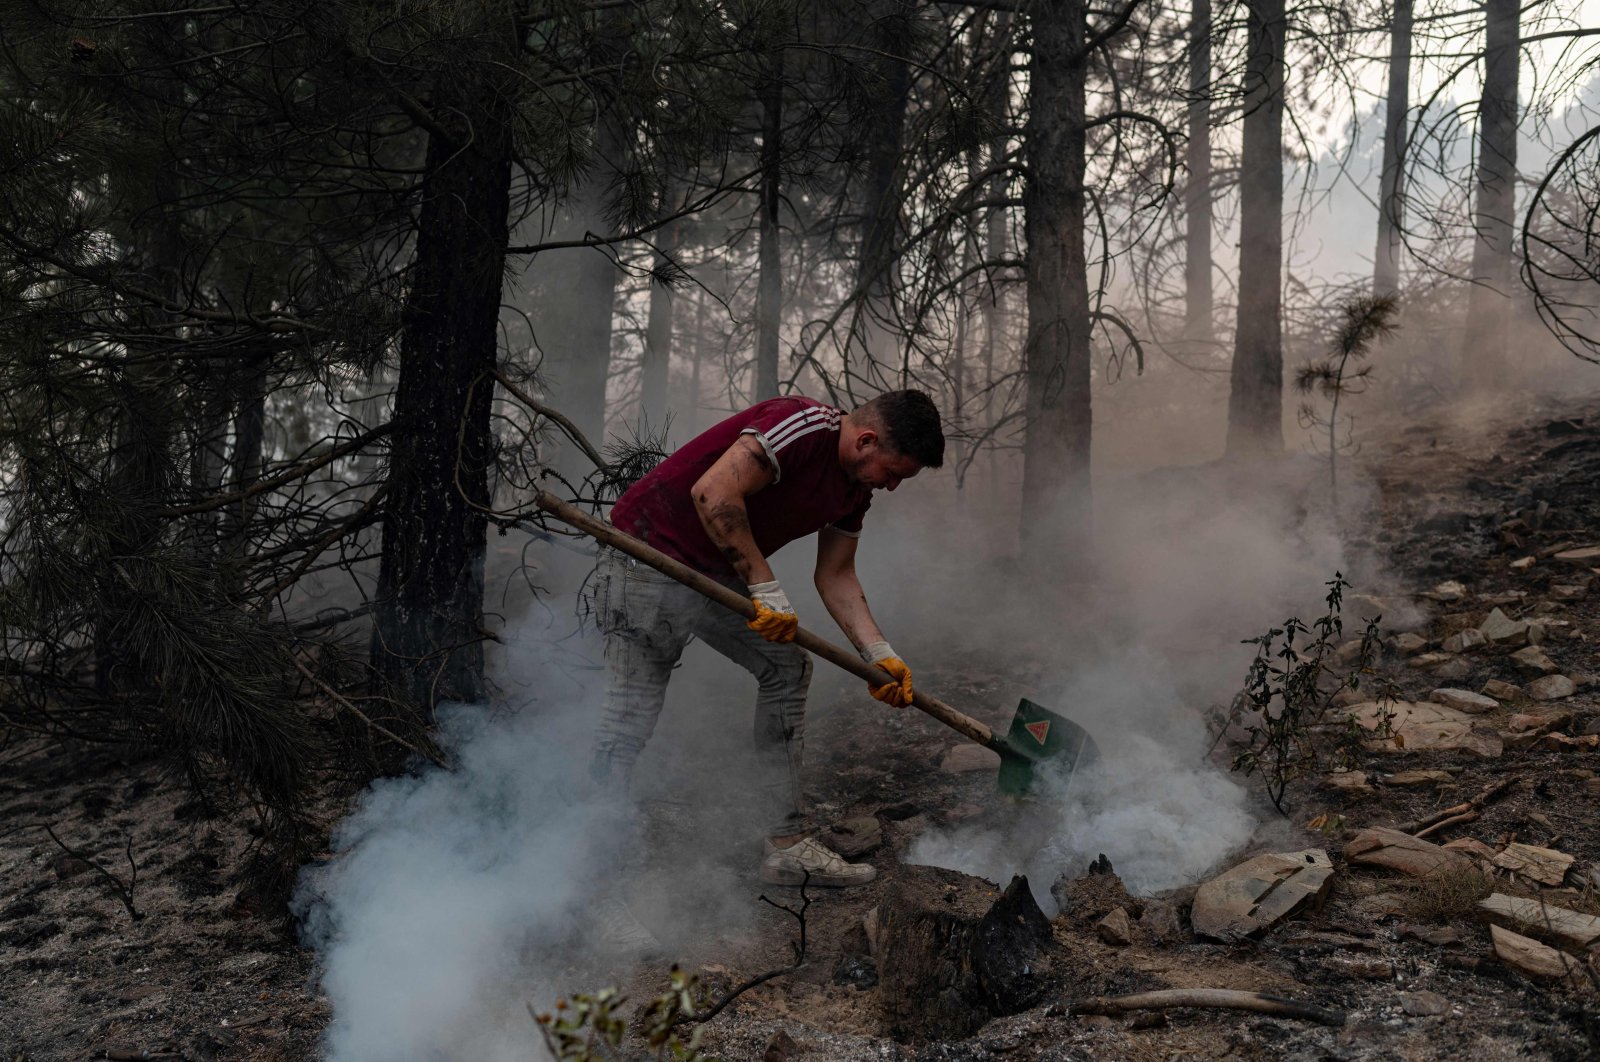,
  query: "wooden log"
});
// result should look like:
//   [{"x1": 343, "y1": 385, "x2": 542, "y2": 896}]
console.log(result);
[{"x1": 877, "y1": 866, "x2": 1053, "y2": 1042}]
